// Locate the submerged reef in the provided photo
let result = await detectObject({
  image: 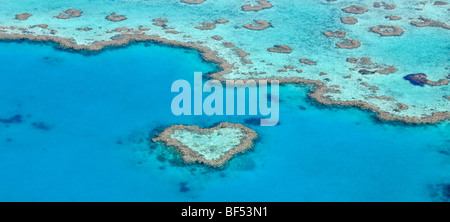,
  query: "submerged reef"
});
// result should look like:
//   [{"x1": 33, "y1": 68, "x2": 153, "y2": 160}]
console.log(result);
[
  {"x1": 336, "y1": 39, "x2": 361, "y2": 49},
  {"x1": 15, "y1": 13, "x2": 32, "y2": 20},
  {"x1": 348, "y1": 57, "x2": 398, "y2": 75},
  {"x1": 54, "y1": 9, "x2": 82, "y2": 19},
  {"x1": 152, "y1": 123, "x2": 257, "y2": 167},
  {"x1": 385, "y1": 15, "x2": 401, "y2": 20},
  {"x1": 195, "y1": 22, "x2": 216, "y2": 30},
  {"x1": 373, "y1": 2, "x2": 396, "y2": 10},
  {"x1": 323, "y1": 30, "x2": 346, "y2": 38},
  {"x1": 0, "y1": 115, "x2": 23, "y2": 124},
  {"x1": 242, "y1": 0, "x2": 273, "y2": 12},
  {"x1": 404, "y1": 73, "x2": 449, "y2": 86},
  {"x1": 106, "y1": 13, "x2": 127, "y2": 22},
  {"x1": 341, "y1": 17, "x2": 358, "y2": 24},
  {"x1": 243, "y1": 20, "x2": 271, "y2": 30},
  {"x1": 181, "y1": 0, "x2": 206, "y2": 4},
  {"x1": 434, "y1": 1, "x2": 448, "y2": 5},
  {"x1": 411, "y1": 17, "x2": 450, "y2": 29},
  {"x1": 370, "y1": 25, "x2": 404, "y2": 36},
  {"x1": 300, "y1": 58, "x2": 317, "y2": 66},
  {"x1": 342, "y1": 5, "x2": 369, "y2": 14},
  {"x1": 267, "y1": 45, "x2": 292, "y2": 53}
]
